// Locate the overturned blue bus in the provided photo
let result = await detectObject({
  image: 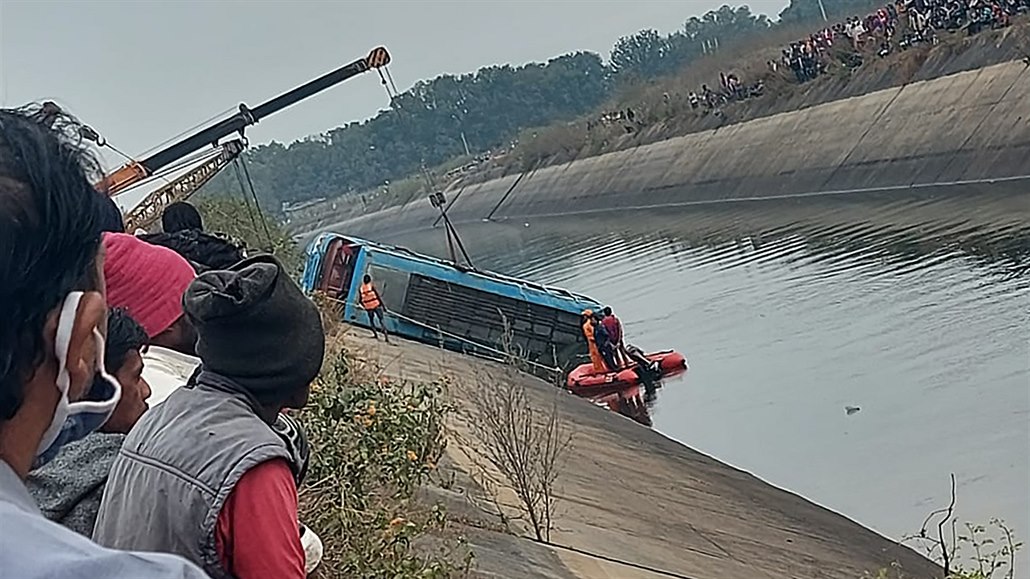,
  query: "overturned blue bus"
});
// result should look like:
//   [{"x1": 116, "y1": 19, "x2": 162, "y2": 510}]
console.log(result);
[{"x1": 299, "y1": 232, "x2": 601, "y2": 372}]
